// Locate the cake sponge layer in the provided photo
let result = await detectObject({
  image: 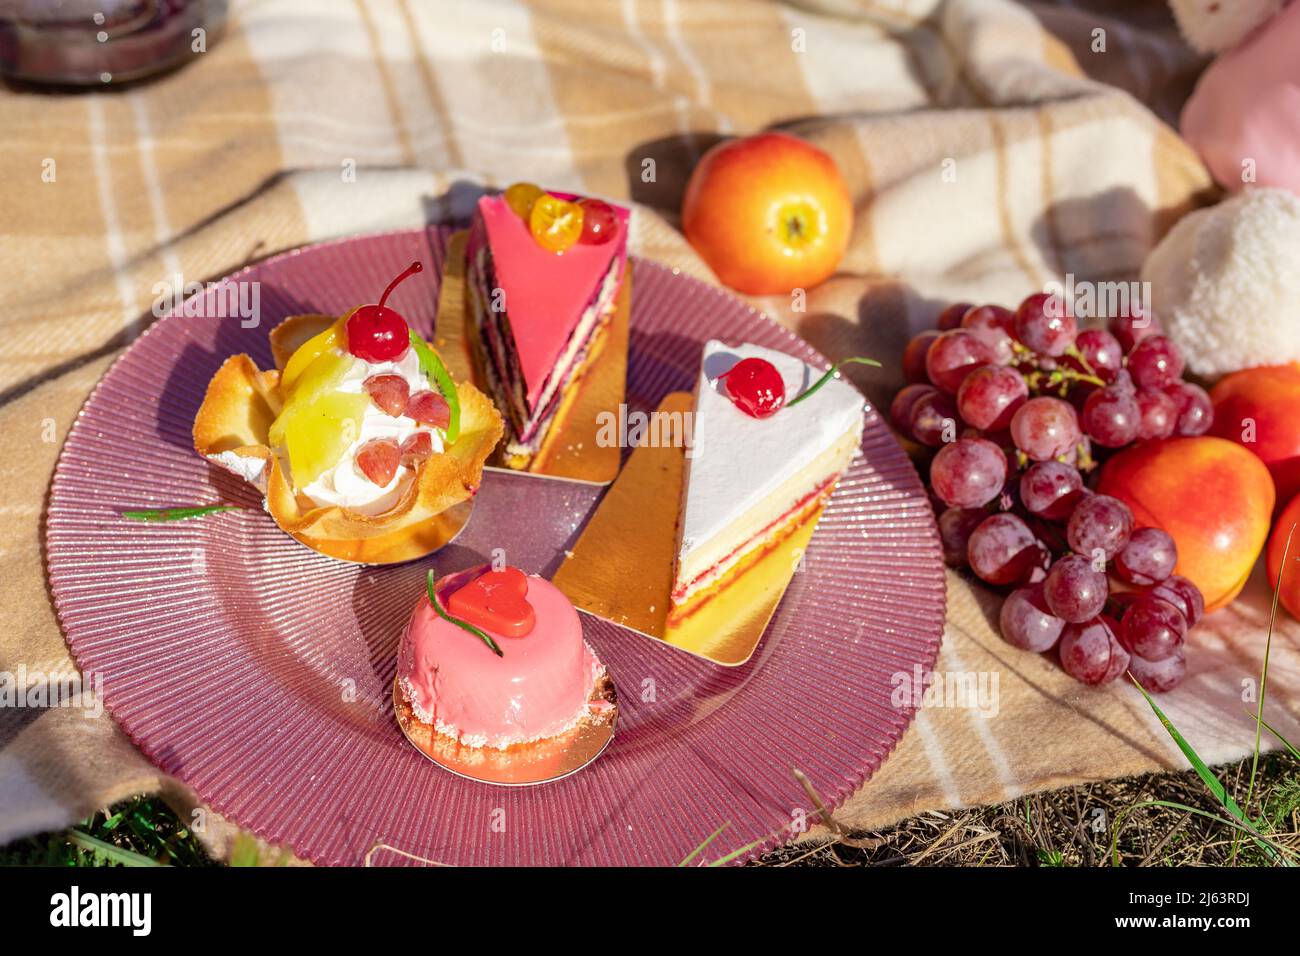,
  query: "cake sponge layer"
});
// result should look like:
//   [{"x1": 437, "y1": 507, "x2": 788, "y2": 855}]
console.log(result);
[
  {"x1": 673, "y1": 423, "x2": 859, "y2": 606},
  {"x1": 672, "y1": 340, "x2": 866, "y2": 607}
]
